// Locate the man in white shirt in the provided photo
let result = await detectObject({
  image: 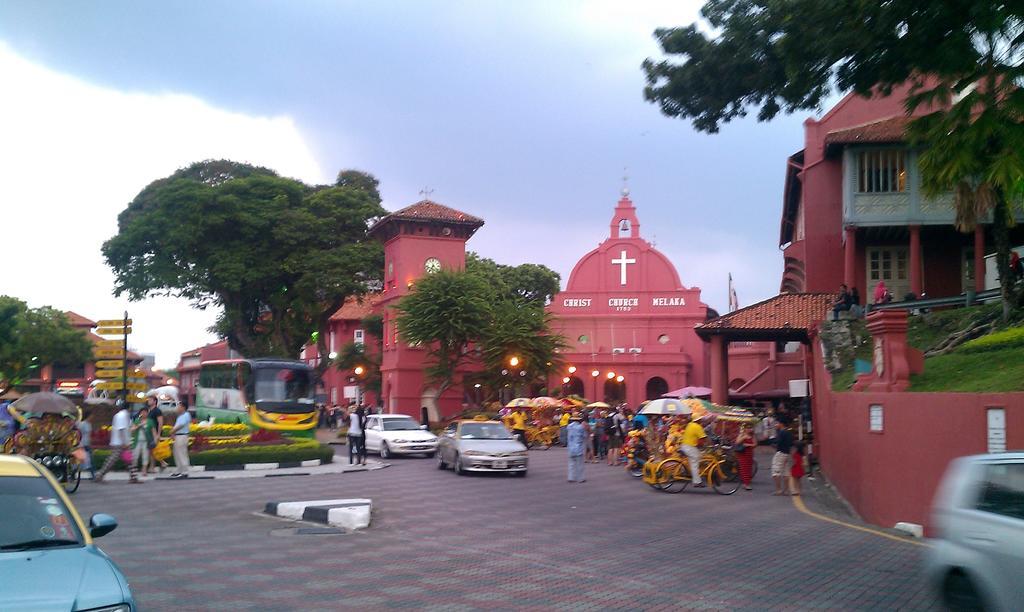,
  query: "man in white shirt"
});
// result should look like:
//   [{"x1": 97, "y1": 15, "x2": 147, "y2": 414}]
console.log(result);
[
  {"x1": 95, "y1": 403, "x2": 138, "y2": 483},
  {"x1": 169, "y1": 402, "x2": 192, "y2": 478}
]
